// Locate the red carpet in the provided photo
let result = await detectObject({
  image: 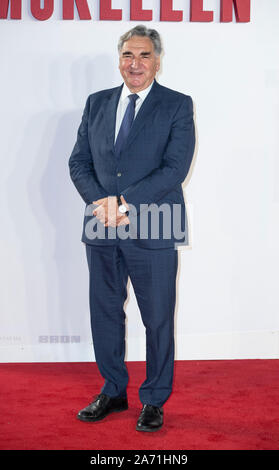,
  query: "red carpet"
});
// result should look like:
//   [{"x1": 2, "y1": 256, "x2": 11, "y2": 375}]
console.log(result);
[{"x1": 0, "y1": 360, "x2": 278, "y2": 450}]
